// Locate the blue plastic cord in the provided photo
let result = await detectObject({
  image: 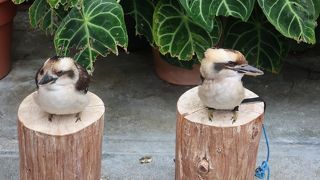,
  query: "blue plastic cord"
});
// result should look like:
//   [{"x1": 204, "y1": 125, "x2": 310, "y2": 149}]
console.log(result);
[{"x1": 255, "y1": 124, "x2": 270, "y2": 180}]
